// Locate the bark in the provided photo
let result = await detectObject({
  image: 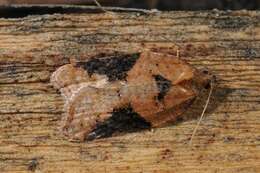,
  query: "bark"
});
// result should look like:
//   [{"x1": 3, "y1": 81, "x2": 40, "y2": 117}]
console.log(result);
[{"x1": 0, "y1": 5, "x2": 259, "y2": 173}]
